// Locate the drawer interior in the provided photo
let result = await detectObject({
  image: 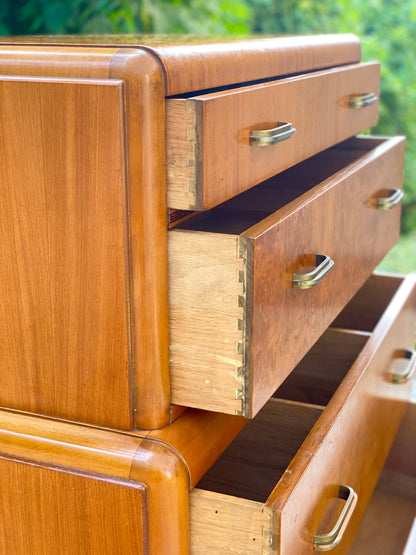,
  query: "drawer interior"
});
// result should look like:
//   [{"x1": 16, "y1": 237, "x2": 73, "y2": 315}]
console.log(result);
[
  {"x1": 196, "y1": 322, "x2": 371, "y2": 503},
  {"x1": 275, "y1": 274, "x2": 406, "y2": 410},
  {"x1": 196, "y1": 398, "x2": 322, "y2": 503},
  {"x1": 178, "y1": 136, "x2": 388, "y2": 235},
  {"x1": 196, "y1": 273, "x2": 408, "y2": 504},
  {"x1": 332, "y1": 273, "x2": 404, "y2": 332}
]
